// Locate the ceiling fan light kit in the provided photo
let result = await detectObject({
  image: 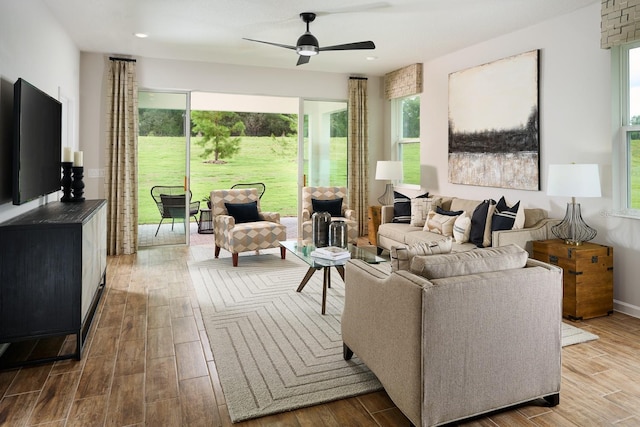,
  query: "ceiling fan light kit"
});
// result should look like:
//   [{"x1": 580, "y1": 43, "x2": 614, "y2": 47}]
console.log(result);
[{"x1": 243, "y1": 12, "x2": 375, "y2": 66}]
